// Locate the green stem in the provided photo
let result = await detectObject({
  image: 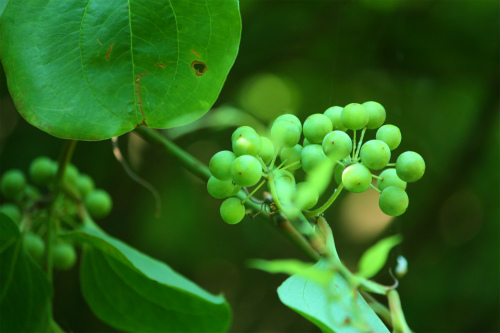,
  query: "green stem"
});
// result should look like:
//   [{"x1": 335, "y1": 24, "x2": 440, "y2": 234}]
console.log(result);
[
  {"x1": 387, "y1": 163, "x2": 396, "y2": 166},
  {"x1": 269, "y1": 146, "x2": 281, "y2": 170},
  {"x1": 388, "y1": 290, "x2": 413, "y2": 333},
  {"x1": 268, "y1": 175, "x2": 286, "y2": 213},
  {"x1": 352, "y1": 130, "x2": 356, "y2": 158},
  {"x1": 372, "y1": 174, "x2": 382, "y2": 180},
  {"x1": 279, "y1": 160, "x2": 300, "y2": 172},
  {"x1": 370, "y1": 184, "x2": 382, "y2": 193},
  {"x1": 360, "y1": 291, "x2": 392, "y2": 327},
  {"x1": 275, "y1": 159, "x2": 287, "y2": 171},
  {"x1": 257, "y1": 156, "x2": 268, "y2": 173},
  {"x1": 241, "y1": 180, "x2": 266, "y2": 204},
  {"x1": 303, "y1": 183, "x2": 344, "y2": 218},
  {"x1": 354, "y1": 127, "x2": 367, "y2": 159}
]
